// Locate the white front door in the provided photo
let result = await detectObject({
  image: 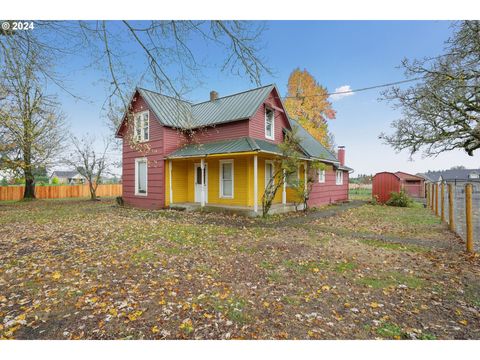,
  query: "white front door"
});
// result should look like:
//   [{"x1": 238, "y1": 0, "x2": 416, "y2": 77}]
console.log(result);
[{"x1": 194, "y1": 163, "x2": 208, "y2": 203}]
